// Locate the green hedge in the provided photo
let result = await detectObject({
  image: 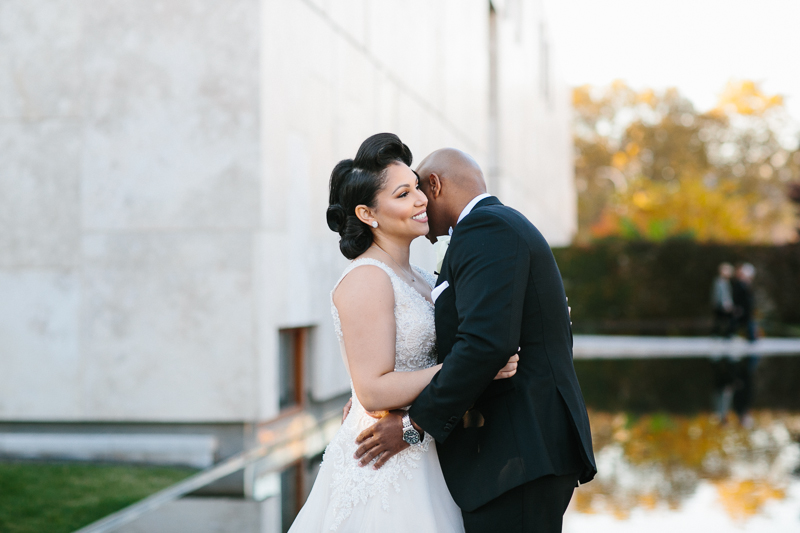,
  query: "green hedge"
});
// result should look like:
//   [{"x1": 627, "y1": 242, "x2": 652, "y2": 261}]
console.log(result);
[{"x1": 552, "y1": 240, "x2": 800, "y2": 336}]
